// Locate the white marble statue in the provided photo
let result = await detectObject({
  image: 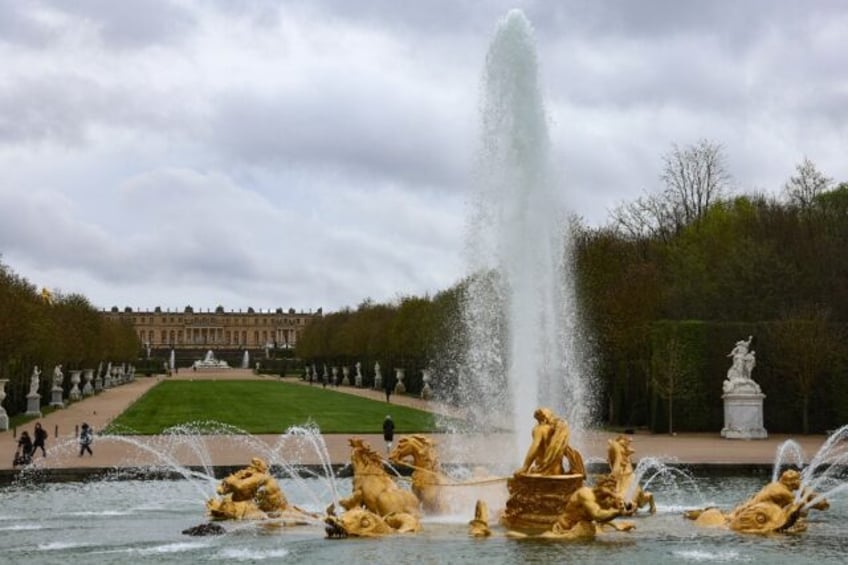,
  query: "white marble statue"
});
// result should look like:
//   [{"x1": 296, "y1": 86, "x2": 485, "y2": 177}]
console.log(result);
[
  {"x1": 355, "y1": 362, "x2": 363, "y2": 387},
  {"x1": 723, "y1": 336, "x2": 761, "y2": 394},
  {"x1": 29, "y1": 366, "x2": 41, "y2": 396},
  {"x1": 52, "y1": 364, "x2": 64, "y2": 389}
]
